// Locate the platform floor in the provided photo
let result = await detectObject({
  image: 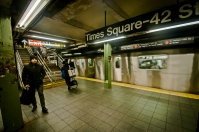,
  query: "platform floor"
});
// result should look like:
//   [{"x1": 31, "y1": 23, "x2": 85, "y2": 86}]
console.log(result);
[{"x1": 2, "y1": 77, "x2": 199, "y2": 132}]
